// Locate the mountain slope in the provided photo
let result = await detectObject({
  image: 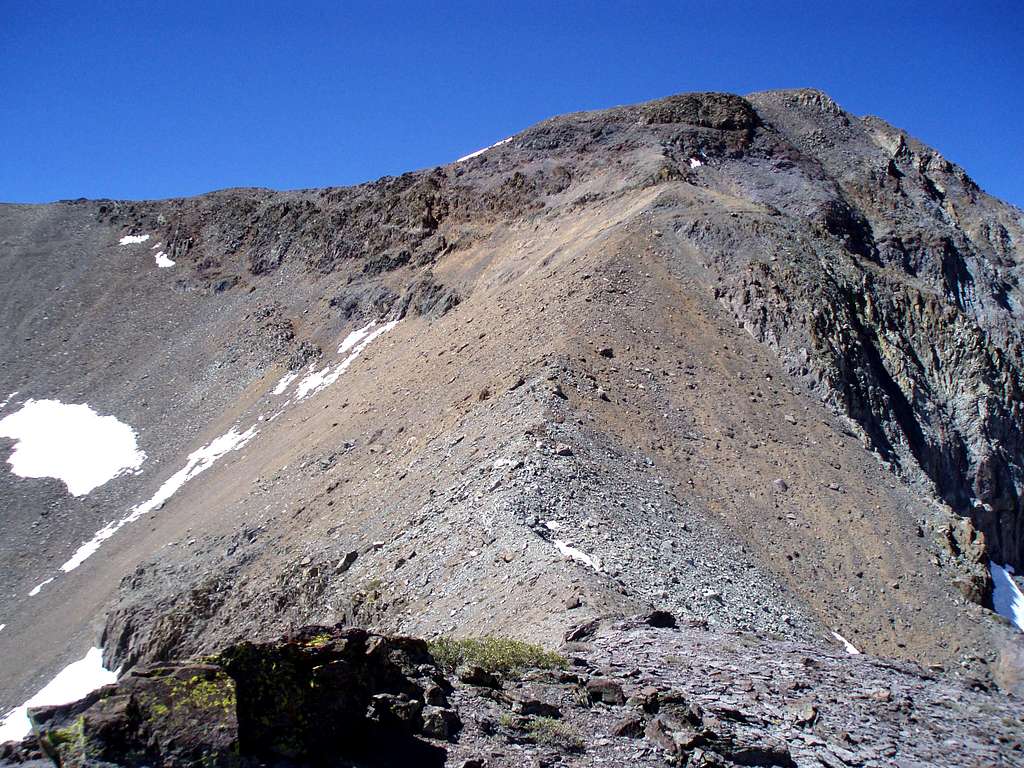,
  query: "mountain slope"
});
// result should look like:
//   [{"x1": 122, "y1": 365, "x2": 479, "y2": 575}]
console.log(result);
[{"x1": 1, "y1": 89, "x2": 1023, "y2": 740}]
